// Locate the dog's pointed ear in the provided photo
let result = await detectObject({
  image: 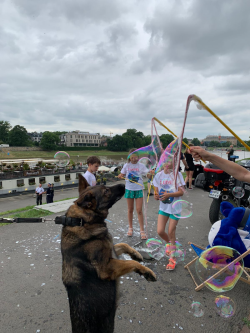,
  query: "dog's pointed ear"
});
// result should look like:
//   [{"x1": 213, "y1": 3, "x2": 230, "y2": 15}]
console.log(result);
[
  {"x1": 77, "y1": 193, "x2": 94, "y2": 209},
  {"x1": 78, "y1": 174, "x2": 89, "y2": 195}
]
